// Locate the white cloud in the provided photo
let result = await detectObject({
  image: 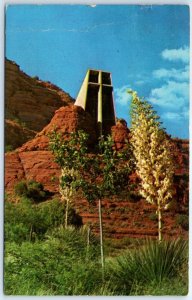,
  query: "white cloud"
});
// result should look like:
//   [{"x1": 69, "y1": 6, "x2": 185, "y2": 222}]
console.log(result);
[
  {"x1": 162, "y1": 109, "x2": 189, "y2": 122},
  {"x1": 114, "y1": 85, "x2": 132, "y2": 106},
  {"x1": 150, "y1": 46, "x2": 189, "y2": 124},
  {"x1": 161, "y1": 46, "x2": 189, "y2": 64},
  {"x1": 149, "y1": 81, "x2": 189, "y2": 110},
  {"x1": 162, "y1": 112, "x2": 182, "y2": 121},
  {"x1": 153, "y1": 65, "x2": 189, "y2": 82}
]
